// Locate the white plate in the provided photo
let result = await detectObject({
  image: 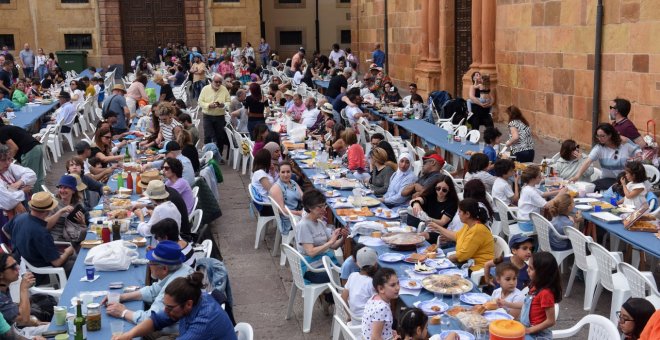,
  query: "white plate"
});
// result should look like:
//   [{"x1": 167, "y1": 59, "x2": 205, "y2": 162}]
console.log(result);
[
  {"x1": 418, "y1": 300, "x2": 449, "y2": 315},
  {"x1": 460, "y1": 293, "x2": 491, "y2": 305},
  {"x1": 343, "y1": 216, "x2": 366, "y2": 223},
  {"x1": 399, "y1": 279, "x2": 423, "y2": 290},
  {"x1": 413, "y1": 268, "x2": 437, "y2": 275},
  {"x1": 291, "y1": 154, "x2": 311, "y2": 160},
  {"x1": 483, "y1": 310, "x2": 514, "y2": 321},
  {"x1": 575, "y1": 205, "x2": 592, "y2": 211},
  {"x1": 324, "y1": 191, "x2": 341, "y2": 198},
  {"x1": 378, "y1": 253, "x2": 406, "y2": 263},
  {"x1": 425, "y1": 258, "x2": 454, "y2": 270},
  {"x1": 437, "y1": 268, "x2": 467, "y2": 277},
  {"x1": 439, "y1": 330, "x2": 475, "y2": 340},
  {"x1": 574, "y1": 198, "x2": 599, "y2": 204},
  {"x1": 312, "y1": 174, "x2": 328, "y2": 179},
  {"x1": 373, "y1": 210, "x2": 399, "y2": 219},
  {"x1": 586, "y1": 193, "x2": 603, "y2": 198}
]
